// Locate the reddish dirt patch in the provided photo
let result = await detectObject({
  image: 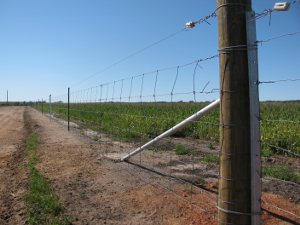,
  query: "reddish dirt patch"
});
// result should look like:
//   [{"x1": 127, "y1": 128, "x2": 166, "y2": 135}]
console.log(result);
[
  {"x1": 262, "y1": 193, "x2": 300, "y2": 225},
  {"x1": 118, "y1": 184, "x2": 217, "y2": 225}
]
